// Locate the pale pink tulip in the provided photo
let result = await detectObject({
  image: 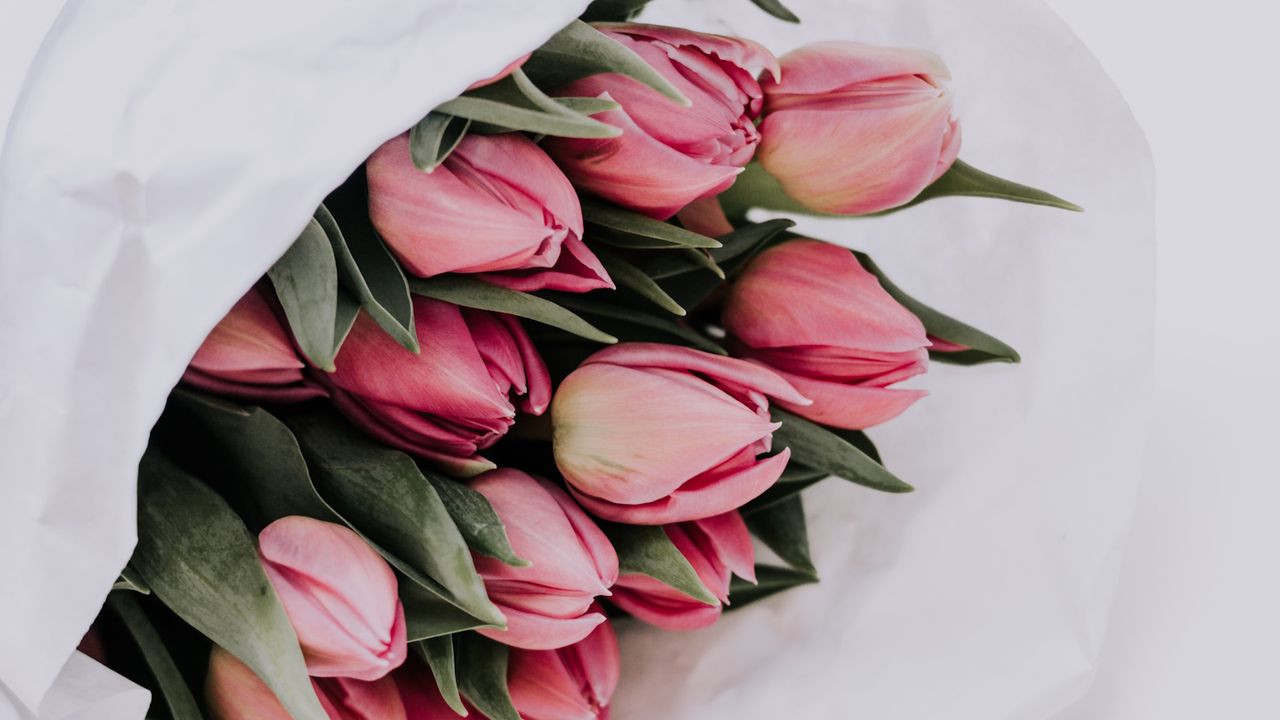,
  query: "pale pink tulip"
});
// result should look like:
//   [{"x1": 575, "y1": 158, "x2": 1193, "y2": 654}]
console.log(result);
[
  {"x1": 544, "y1": 24, "x2": 779, "y2": 219},
  {"x1": 183, "y1": 287, "x2": 325, "y2": 402},
  {"x1": 723, "y1": 239, "x2": 929, "y2": 429},
  {"x1": 610, "y1": 511, "x2": 755, "y2": 630},
  {"x1": 367, "y1": 132, "x2": 611, "y2": 293},
  {"x1": 258, "y1": 517, "x2": 407, "y2": 681},
  {"x1": 758, "y1": 42, "x2": 961, "y2": 215},
  {"x1": 205, "y1": 646, "x2": 407, "y2": 720},
  {"x1": 552, "y1": 343, "x2": 810, "y2": 524},
  {"x1": 507, "y1": 614, "x2": 620, "y2": 720},
  {"x1": 318, "y1": 297, "x2": 550, "y2": 477},
  {"x1": 469, "y1": 469, "x2": 618, "y2": 650}
]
